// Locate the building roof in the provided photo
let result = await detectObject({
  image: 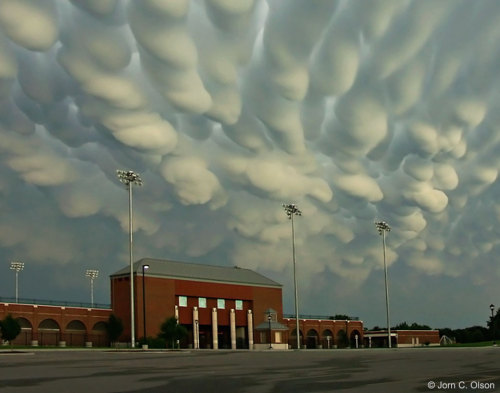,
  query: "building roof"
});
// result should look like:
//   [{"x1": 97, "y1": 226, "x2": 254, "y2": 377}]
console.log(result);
[
  {"x1": 255, "y1": 321, "x2": 289, "y2": 331},
  {"x1": 110, "y1": 258, "x2": 282, "y2": 288}
]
